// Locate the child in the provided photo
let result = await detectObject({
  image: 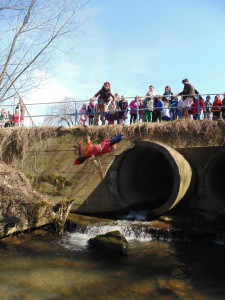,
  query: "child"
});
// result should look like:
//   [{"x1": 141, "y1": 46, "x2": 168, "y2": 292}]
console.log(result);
[
  {"x1": 107, "y1": 98, "x2": 118, "y2": 125},
  {"x1": 87, "y1": 98, "x2": 95, "y2": 126},
  {"x1": 170, "y1": 97, "x2": 178, "y2": 120},
  {"x1": 204, "y1": 95, "x2": 212, "y2": 120},
  {"x1": 78, "y1": 104, "x2": 87, "y2": 125},
  {"x1": 190, "y1": 98, "x2": 205, "y2": 120},
  {"x1": 161, "y1": 101, "x2": 171, "y2": 121},
  {"x1": 118, "y1": 95, "x2": 128, "y2": 125},
  {"x1": 211, "y1": 94, "x2": 222, "y2": 120},
  {"x1": 129, "y1": 96, "x2": 139, "y2": 124}
]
